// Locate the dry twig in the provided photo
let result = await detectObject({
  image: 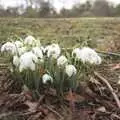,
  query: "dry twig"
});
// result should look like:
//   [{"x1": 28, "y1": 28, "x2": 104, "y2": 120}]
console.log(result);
[{"x1": 94, "y1": 71, "x2": 120, "y2": 108}]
